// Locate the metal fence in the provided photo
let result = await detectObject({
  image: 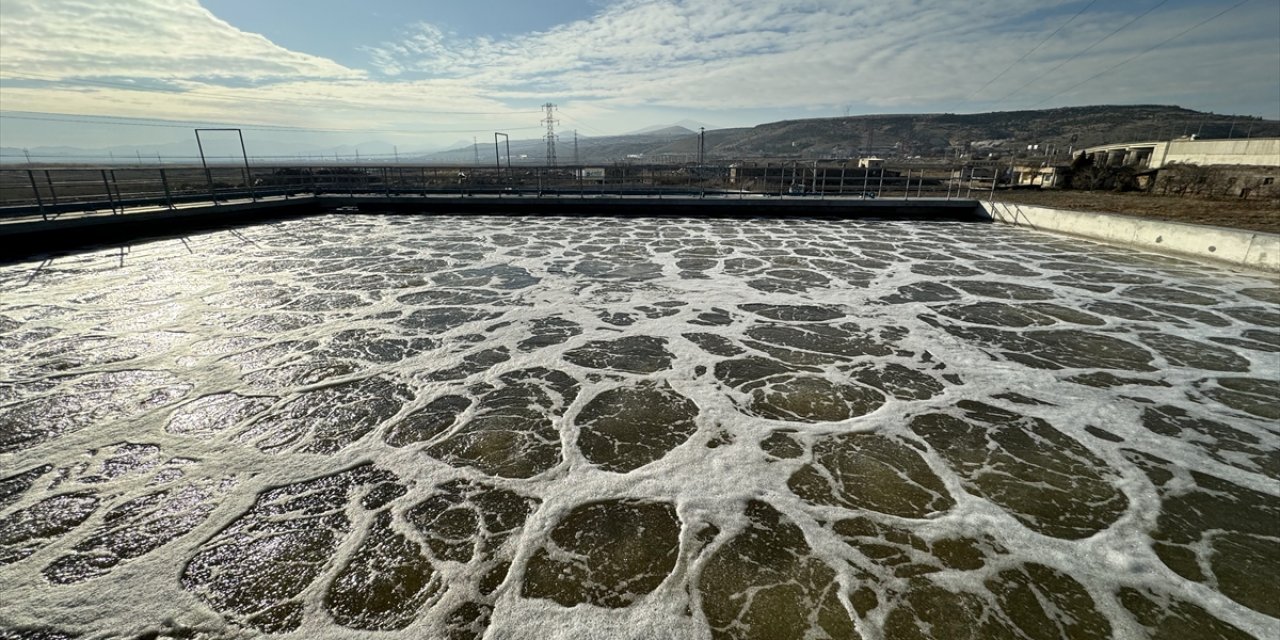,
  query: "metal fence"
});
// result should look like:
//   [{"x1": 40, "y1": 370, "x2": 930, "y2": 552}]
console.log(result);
[{"x1": 1, "y1": 163, "x2": 997, "y2": 221}]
